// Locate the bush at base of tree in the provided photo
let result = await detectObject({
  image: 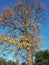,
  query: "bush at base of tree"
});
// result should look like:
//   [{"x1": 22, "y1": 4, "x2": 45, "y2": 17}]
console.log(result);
[
  {"x1": 0, "y1": 58, "x2": 16, "y2": 65},
  {"x1": 34, "y1": 50, "x2": 49, "y2": 65}
]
